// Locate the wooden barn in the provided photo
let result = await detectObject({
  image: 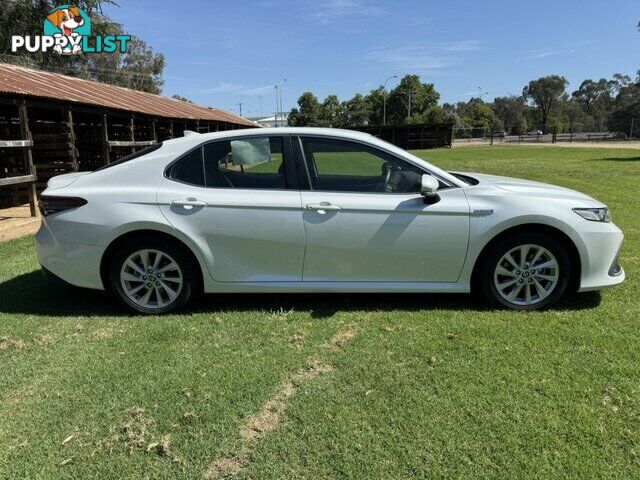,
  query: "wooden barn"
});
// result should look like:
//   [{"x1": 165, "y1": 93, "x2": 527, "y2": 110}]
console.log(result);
[{"x1": 0, "y1": 63, "x2": 257, "y2": 216}]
